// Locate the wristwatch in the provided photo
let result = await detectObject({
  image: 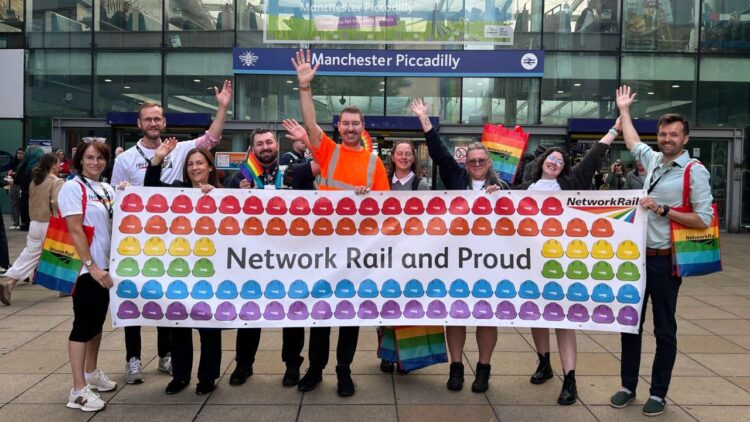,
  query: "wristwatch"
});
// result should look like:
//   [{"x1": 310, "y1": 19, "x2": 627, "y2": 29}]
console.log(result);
[
  {"x1": 660, "y1": 205, "x2": 671, "y2": 217},
  {"x1": 84, "y1": 259, "x2": 93, "y2": 268}
]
